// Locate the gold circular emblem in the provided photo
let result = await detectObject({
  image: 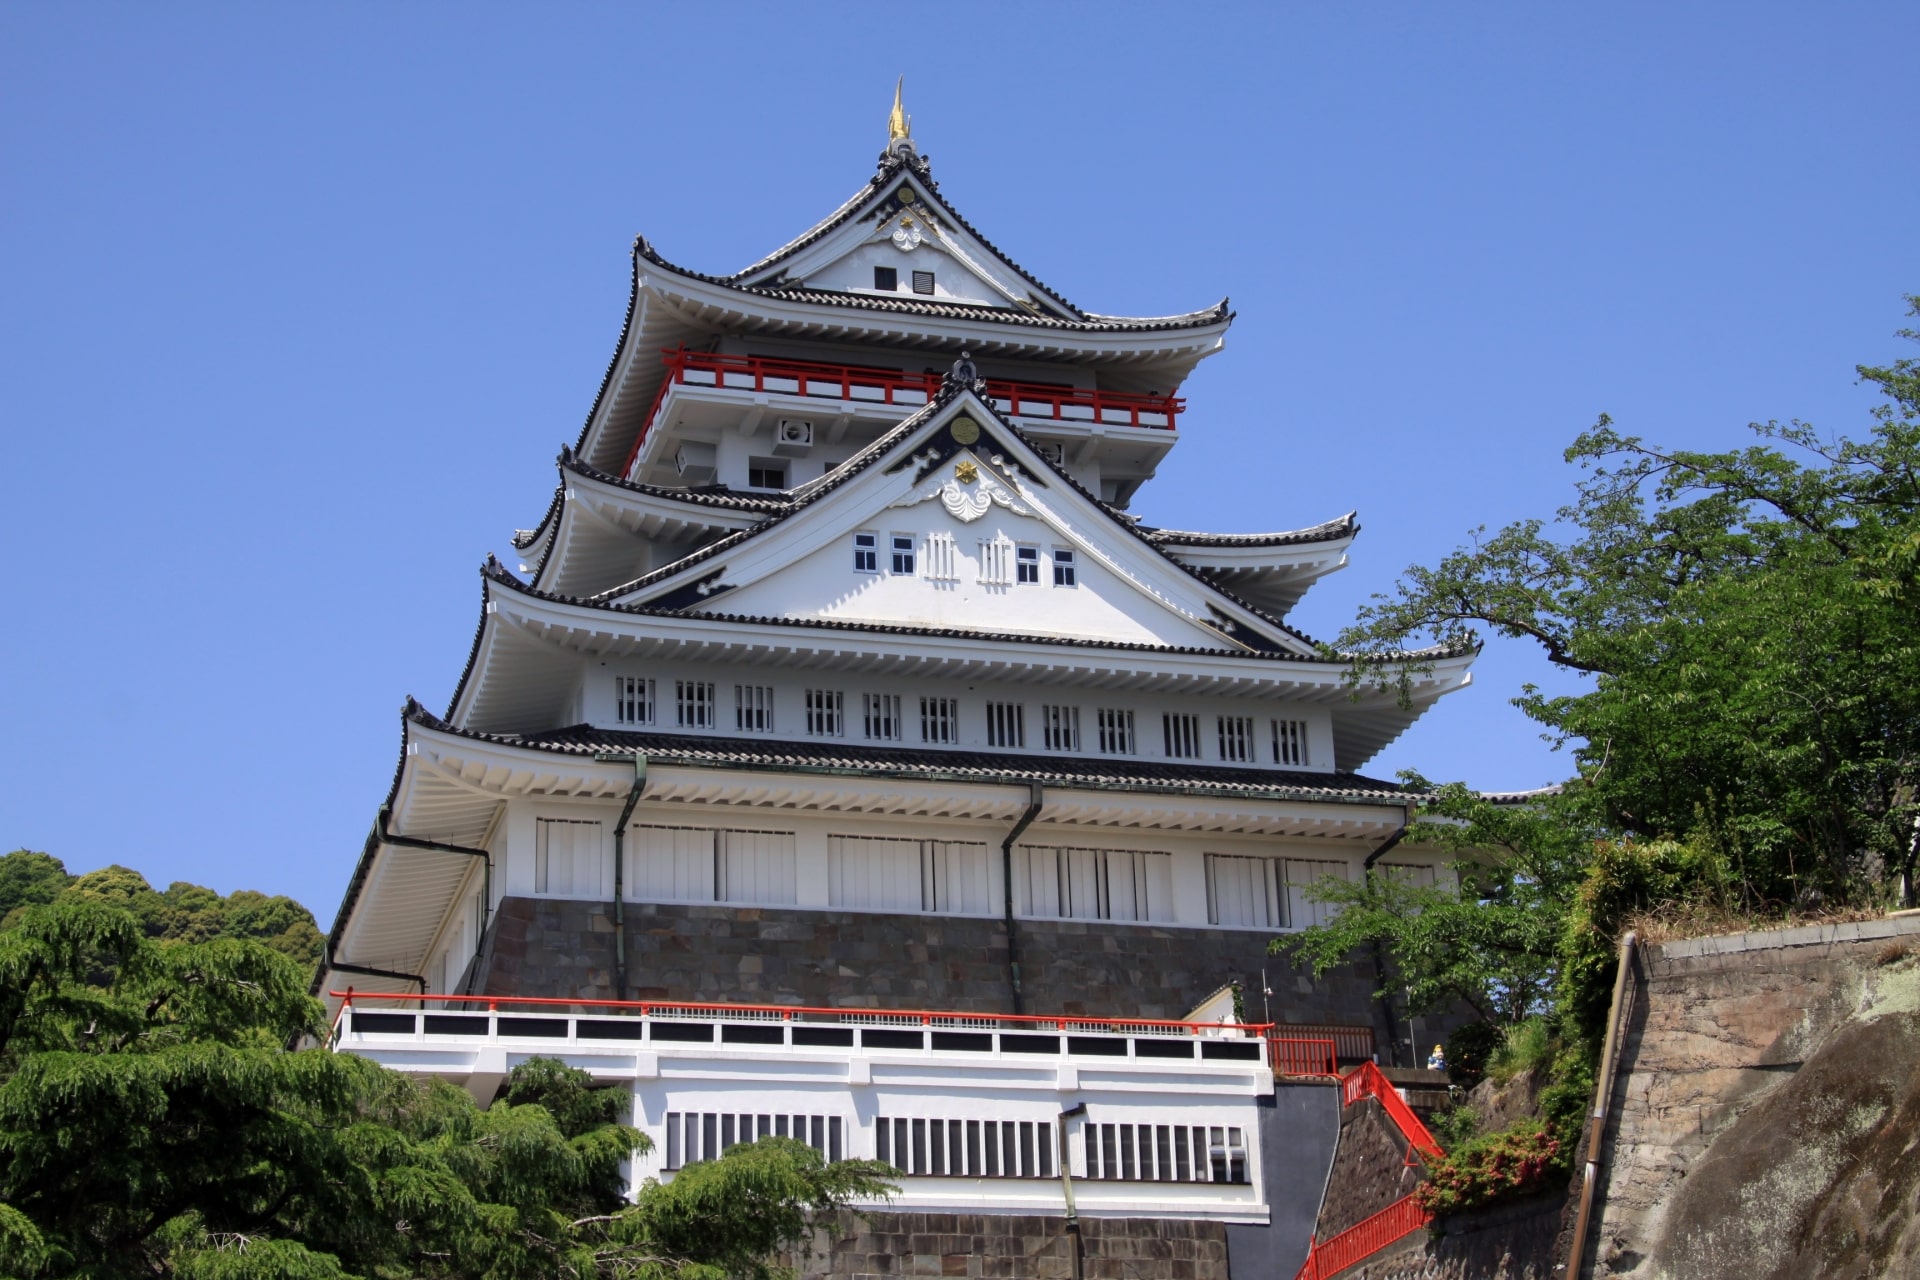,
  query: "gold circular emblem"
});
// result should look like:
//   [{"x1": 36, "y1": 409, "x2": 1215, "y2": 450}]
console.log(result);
[
  {"x1": 950, "y1": 417, "x2": 980, "y2": 444},
  {"x1": 898, "y1": 187, "x2": 916, "y2": 205}
]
